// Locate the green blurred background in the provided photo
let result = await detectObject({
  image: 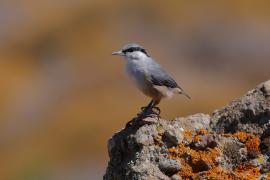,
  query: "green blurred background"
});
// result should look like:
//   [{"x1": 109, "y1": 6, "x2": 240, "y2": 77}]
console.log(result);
[{"x1": 0, "y1": 0, "x2": 270, "y2": 179}]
